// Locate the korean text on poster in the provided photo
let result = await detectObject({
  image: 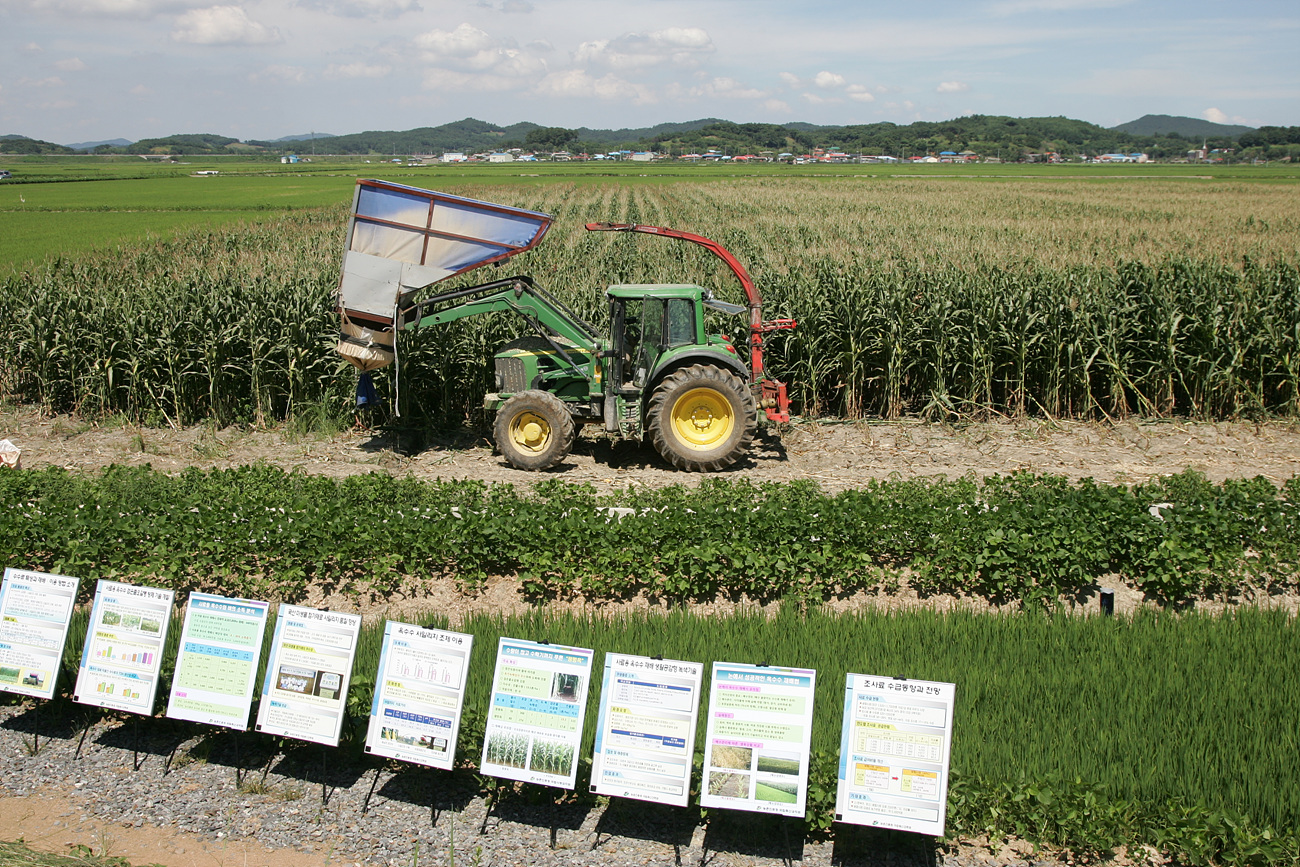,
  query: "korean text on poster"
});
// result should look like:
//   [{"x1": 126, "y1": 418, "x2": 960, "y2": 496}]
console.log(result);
[
  {"x1": 364, "y1": 621, "x2": 474, "y2": 771},
  {"x1": 835, "y1": 674, "x2": 956, "y2": 836},
  {"x1": 0, "y1": 568, "x2": 80, "y2": 701},
  {"x1": 165, "y1": 593, "x2": 270, "y2": 730},
  {"x1": 590, "y1": 653, "x2": 703, "y2": 807},
  {"x1": 480, "y1": 637, "x2": 594, "y2": 790},
  {"x1": 255, "y1": 604, "x2": 362, "y2": 747},
  {"x1": 700, "y1": 662, "x2": 817, "y2": 818},
  {"x1": 74, "y1": 579, "x2": 175, "y2": 715}
]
